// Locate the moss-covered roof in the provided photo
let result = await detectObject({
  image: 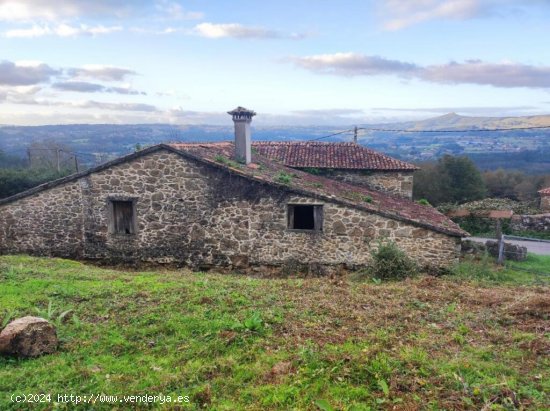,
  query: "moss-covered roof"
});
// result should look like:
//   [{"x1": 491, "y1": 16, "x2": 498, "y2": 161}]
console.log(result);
[{"x1": 171, "y1": 143, "x2": 466, "y2": 237}]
